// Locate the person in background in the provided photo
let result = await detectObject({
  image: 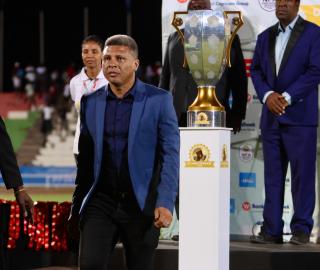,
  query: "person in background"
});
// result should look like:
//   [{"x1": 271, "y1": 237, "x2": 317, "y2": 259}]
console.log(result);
[
  {"x1": 69, "y1": 35, "x2": 108, "y2": 162},
  {"x1": 250, "y1": 0, "x2": 320, "y2": 245}
]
